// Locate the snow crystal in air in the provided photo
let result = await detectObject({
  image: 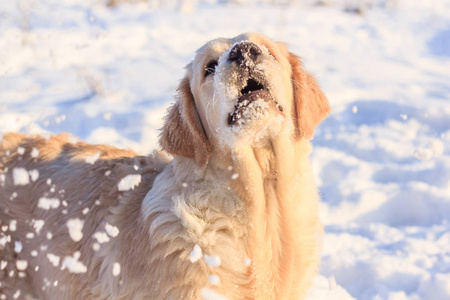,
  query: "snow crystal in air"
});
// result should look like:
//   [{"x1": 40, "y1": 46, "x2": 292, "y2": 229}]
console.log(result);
[
  {"x1": 47, "y1": 232, "x2": 53, "y2": 240},
  {"x1": 85, "y1": 152, "x2": 100, "y2": 164},
  {"x1": 16, "y1": 260, "x2": 28, "y2": 271},
  {"x1": 47, "y1": 253, "x2": 60, "y2": 267},
  {"x1": 105, "y1": 223, "x2": 119, "y2": 237},
  {"x1": 14, "y1": 241, "x2": 22, "y2": 253},
  {"x1": 38, "y1": 197, "x2": 60, "y2": 210},
  {"x1": 26, "y1": 232, "x2": 35, "y2": 239},
  {"x1": 31, "y1": 148, "x2": 39, "y2": 158},
  {"x1": 204, "y1": 254, "x2": 221, "y2": 267},
  {"x1": 29, "y1": 169, "x2": 39, "y2": 182},
  {"x1": 66, "y1": 218, "x2": 84, "y2": 242},
  {"x1": 31, "y1": 251, "x2": 38, "y2": 257},
  {"x1": 82, "y1": 207, "x2": 89, "y2": 215},
  {"x1": 13, "y1": 168, "x2": 29, "y2": 185},
  {"x1": 17, "y1": 147, "x2": 25, "y2": 155},
  {"x1": 201, "y1": 288, "x2": 228, "y2": 300},
  {"x1": 189, "y1": 244, "x2": 203, "y2": 263},
  {"x1": 231, "y1": 173, "x2": 239, "y2": 180},
  {"x1": 352, "y1": 106, "x2": 358, "y2": 114},
  {"x1": 118, "y1": 174, "x2": 141, "y2": 191},
  {"x1": 208, "y1": 274, "x2": 220, "y2": 285},
  {"x1": 112, "y1": 262, "x2": 121, "y2": 276},
  {"x1": 61, "y1": 252, "x2": 87, "y2": 273}
]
